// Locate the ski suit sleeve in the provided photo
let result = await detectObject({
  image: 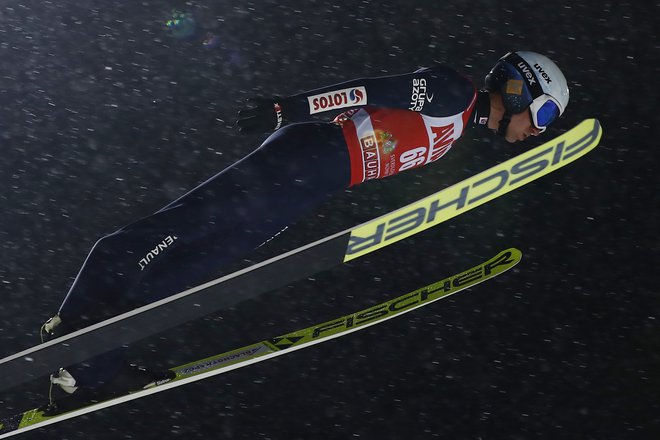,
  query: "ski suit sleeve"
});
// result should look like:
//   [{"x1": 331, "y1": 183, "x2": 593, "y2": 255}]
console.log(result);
[{"x1": 282, "y1": 64, "x2": 476, "y2": 121}]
